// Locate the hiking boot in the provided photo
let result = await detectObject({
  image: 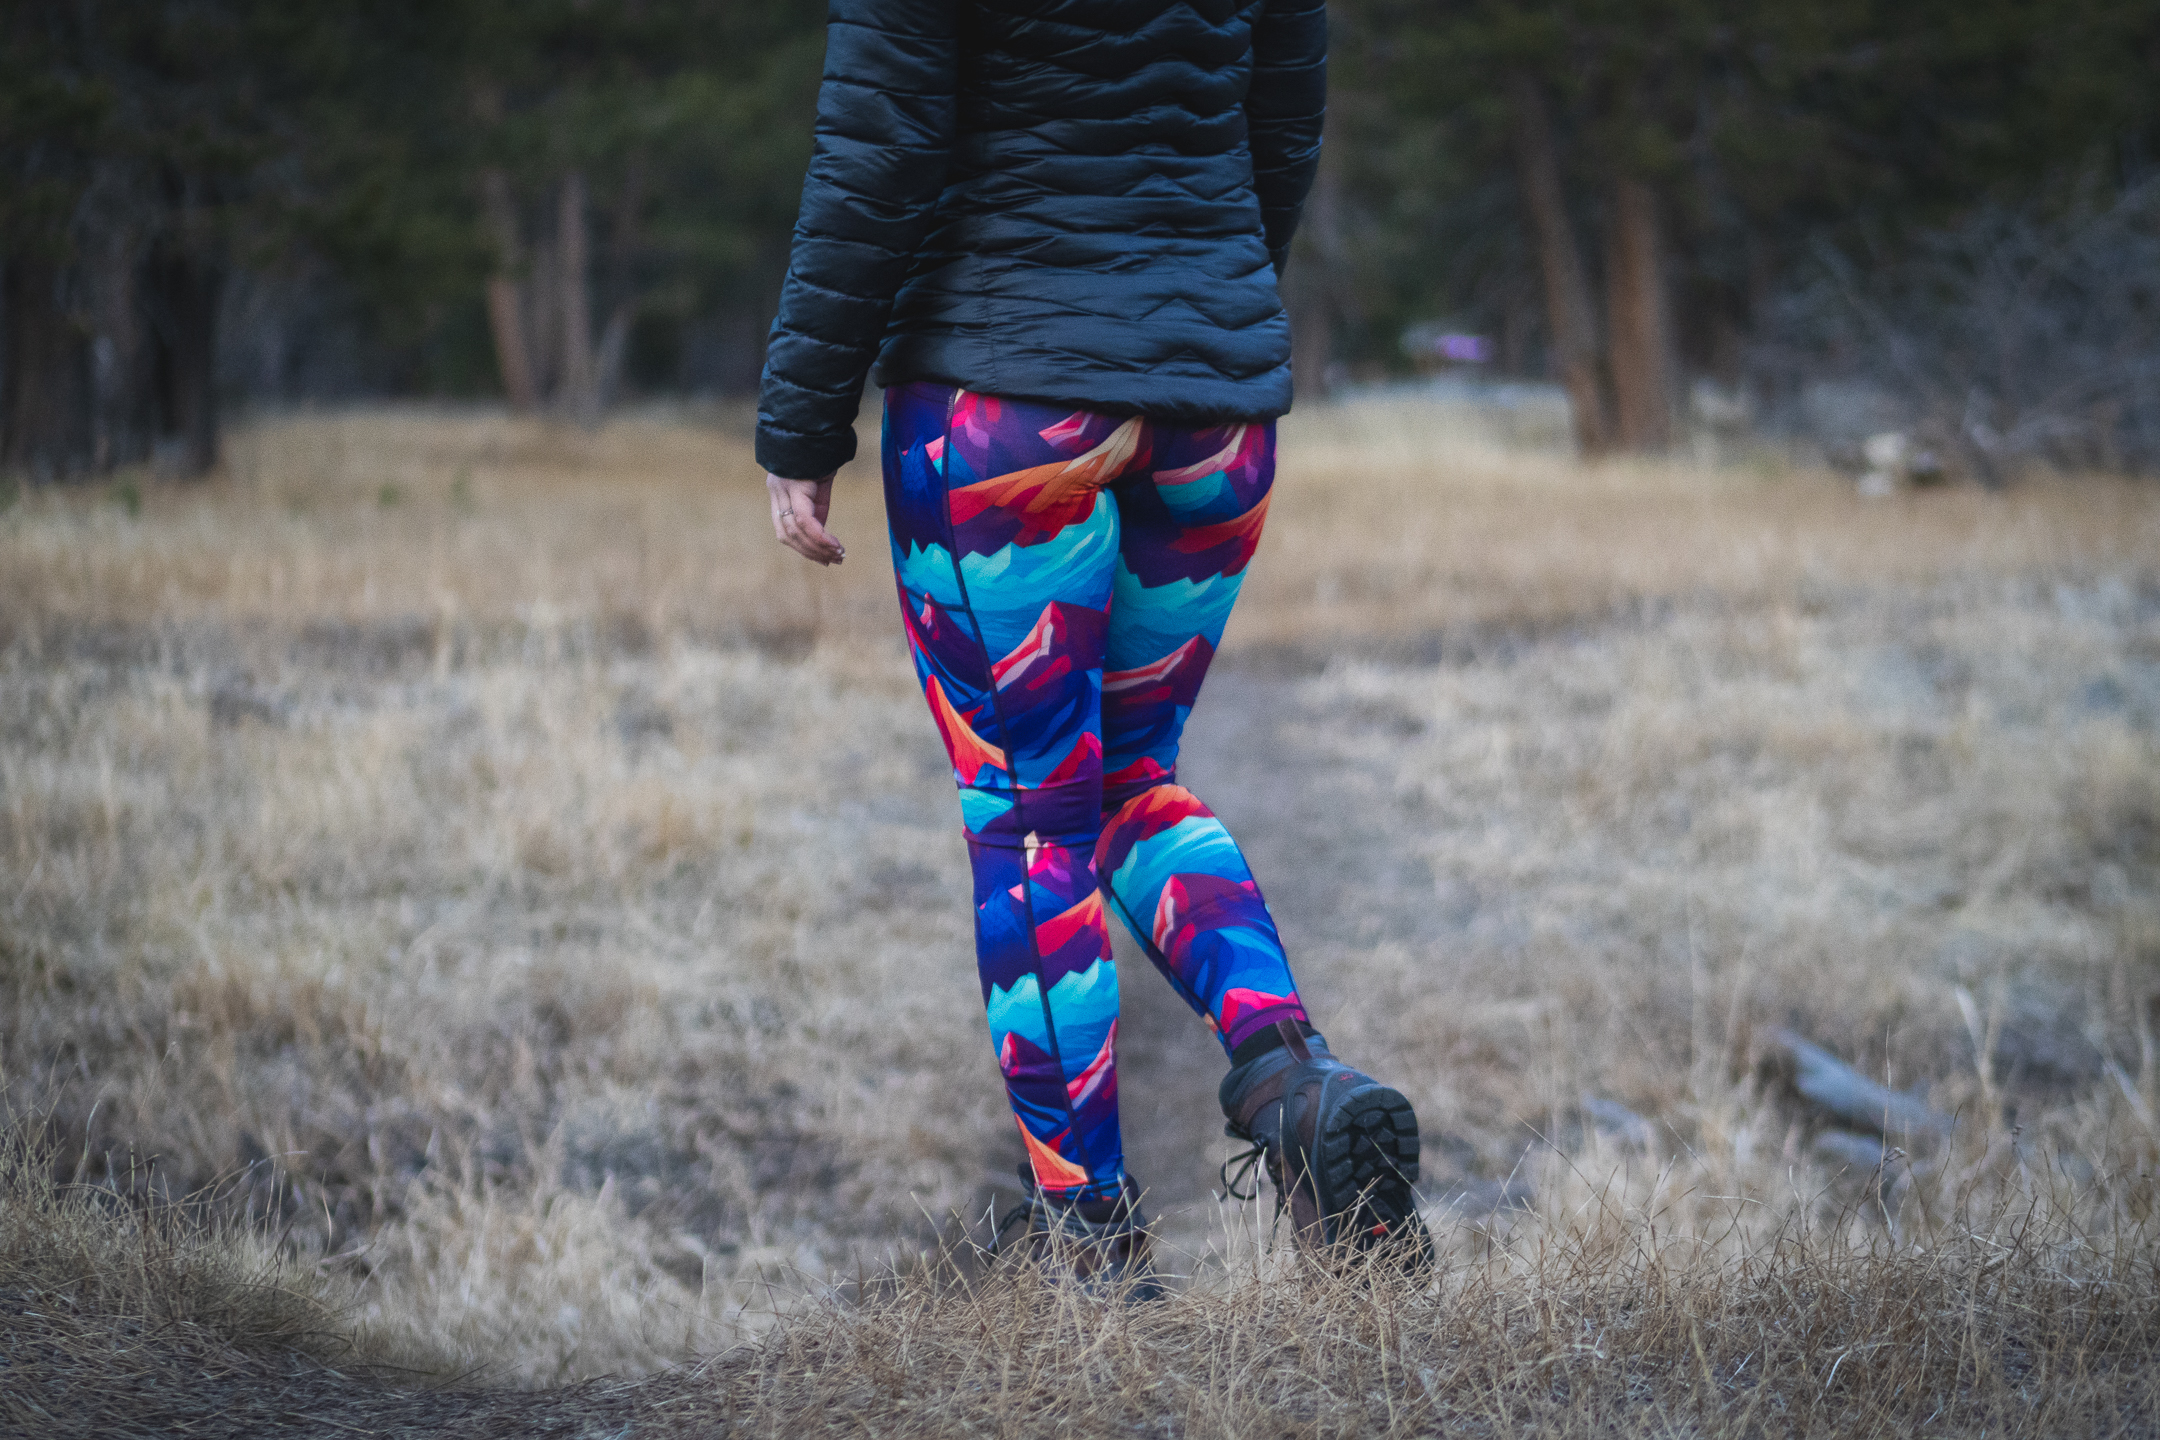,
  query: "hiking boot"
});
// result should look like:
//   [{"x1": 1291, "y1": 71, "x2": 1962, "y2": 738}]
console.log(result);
[
  {"x1": 1219, "y1": 1020, "x2": 1432, "y2": 1269},
  {"x1": 991, "y1": 1166, "x2": 1165, "y2": 1302}
]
